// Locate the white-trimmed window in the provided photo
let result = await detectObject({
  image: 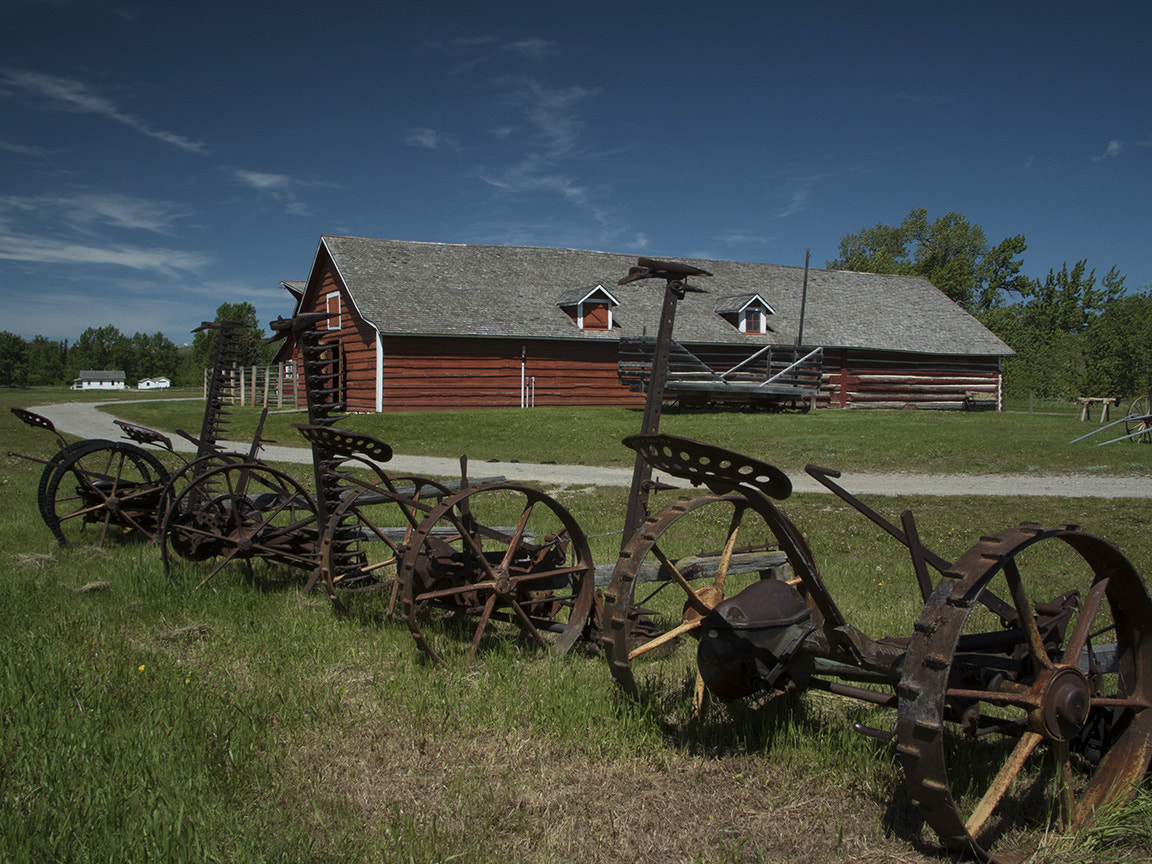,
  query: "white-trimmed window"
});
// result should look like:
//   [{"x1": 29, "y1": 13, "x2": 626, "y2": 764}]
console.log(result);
[
  {"x1": 715, "y1": 293, "x2": 774, "y2": 334},
  {"x1": 556, "y1": 284, "x2": 620, "y2": 331},
  {"x1": 325, "y1": 291, "x2": 341, "y2": 330}
]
